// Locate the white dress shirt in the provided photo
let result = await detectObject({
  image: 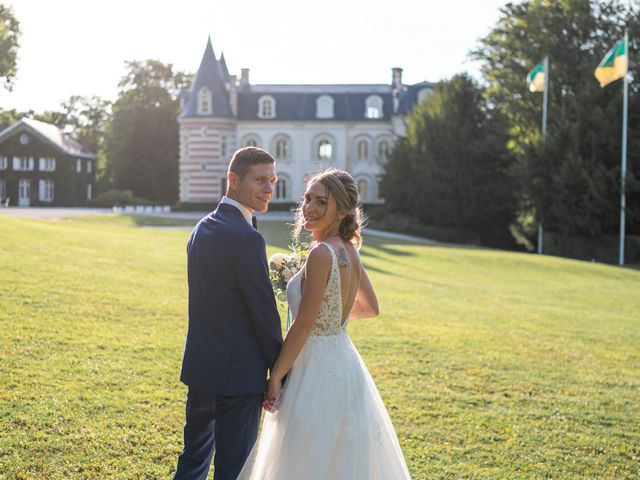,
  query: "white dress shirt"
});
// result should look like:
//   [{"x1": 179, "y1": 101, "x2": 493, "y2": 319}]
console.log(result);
[{"x1": 220, "y1": 196, "x2": 254, "y2": 225}]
